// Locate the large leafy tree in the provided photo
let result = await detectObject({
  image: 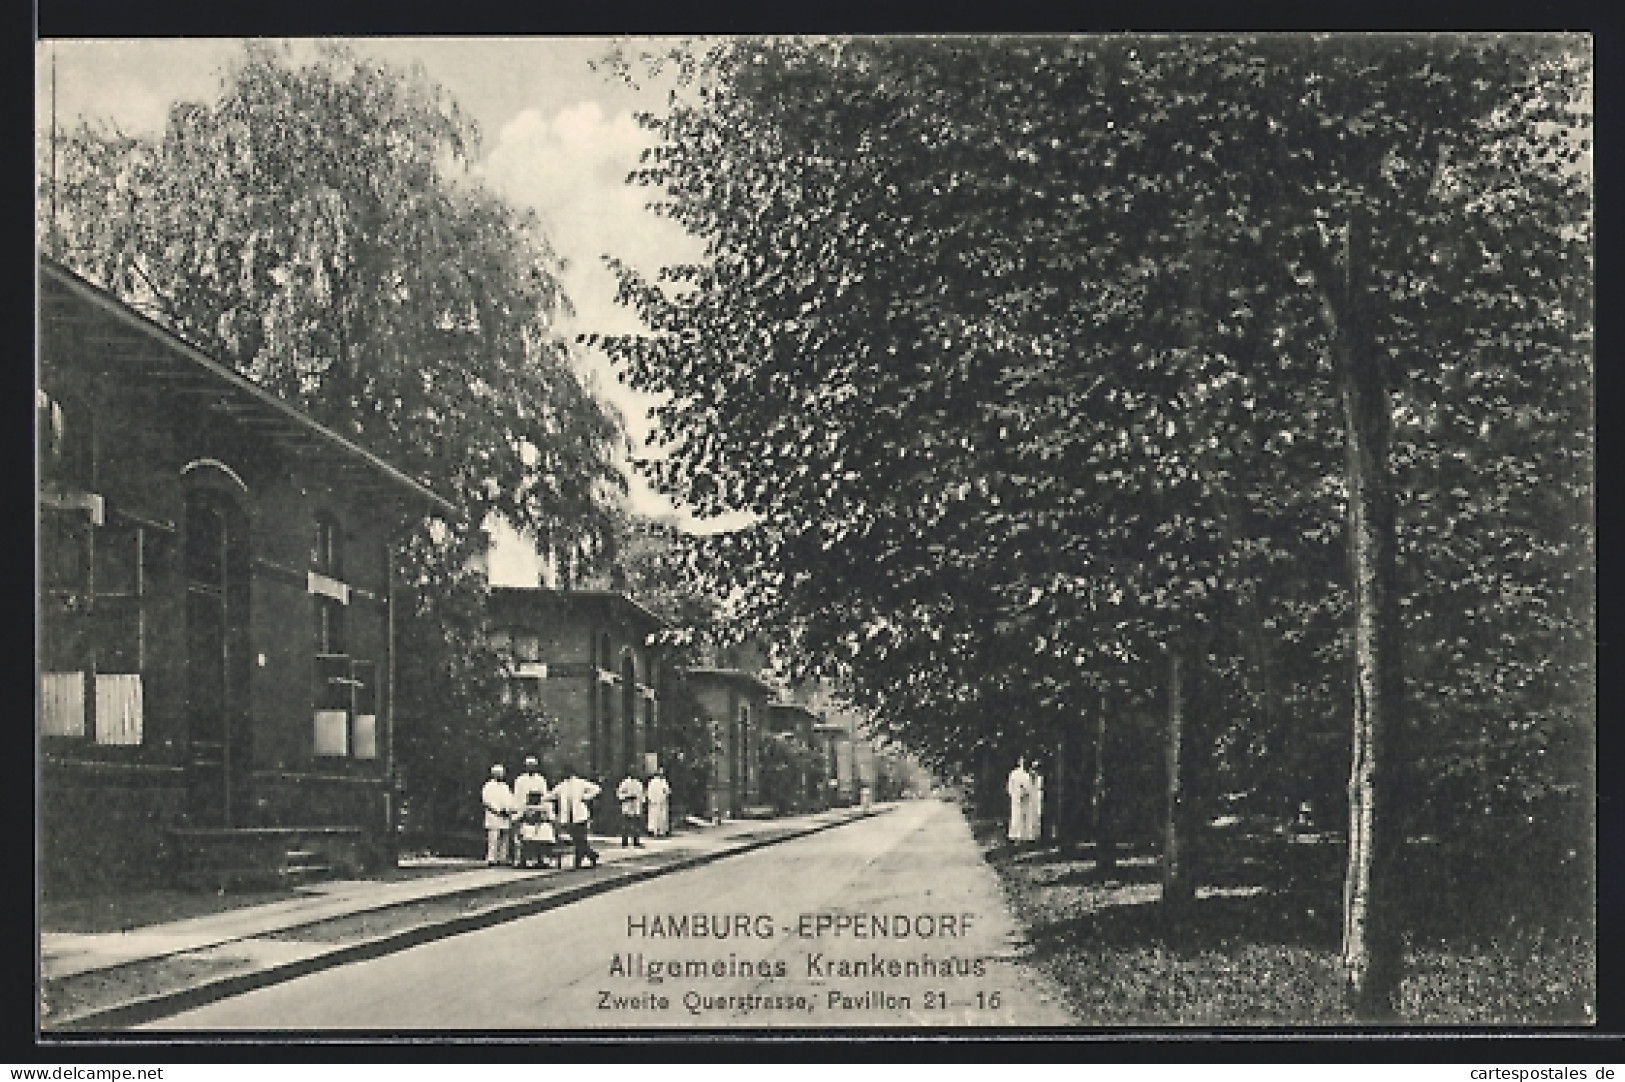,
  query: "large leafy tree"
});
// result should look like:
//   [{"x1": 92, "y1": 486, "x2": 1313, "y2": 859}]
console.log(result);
[
  {"x1": 39, "y1": 42, "x2": 628, "y2": 831},
  {"x1": 597, "y1": 36, "x2": 1591, "y2": 1017}
]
